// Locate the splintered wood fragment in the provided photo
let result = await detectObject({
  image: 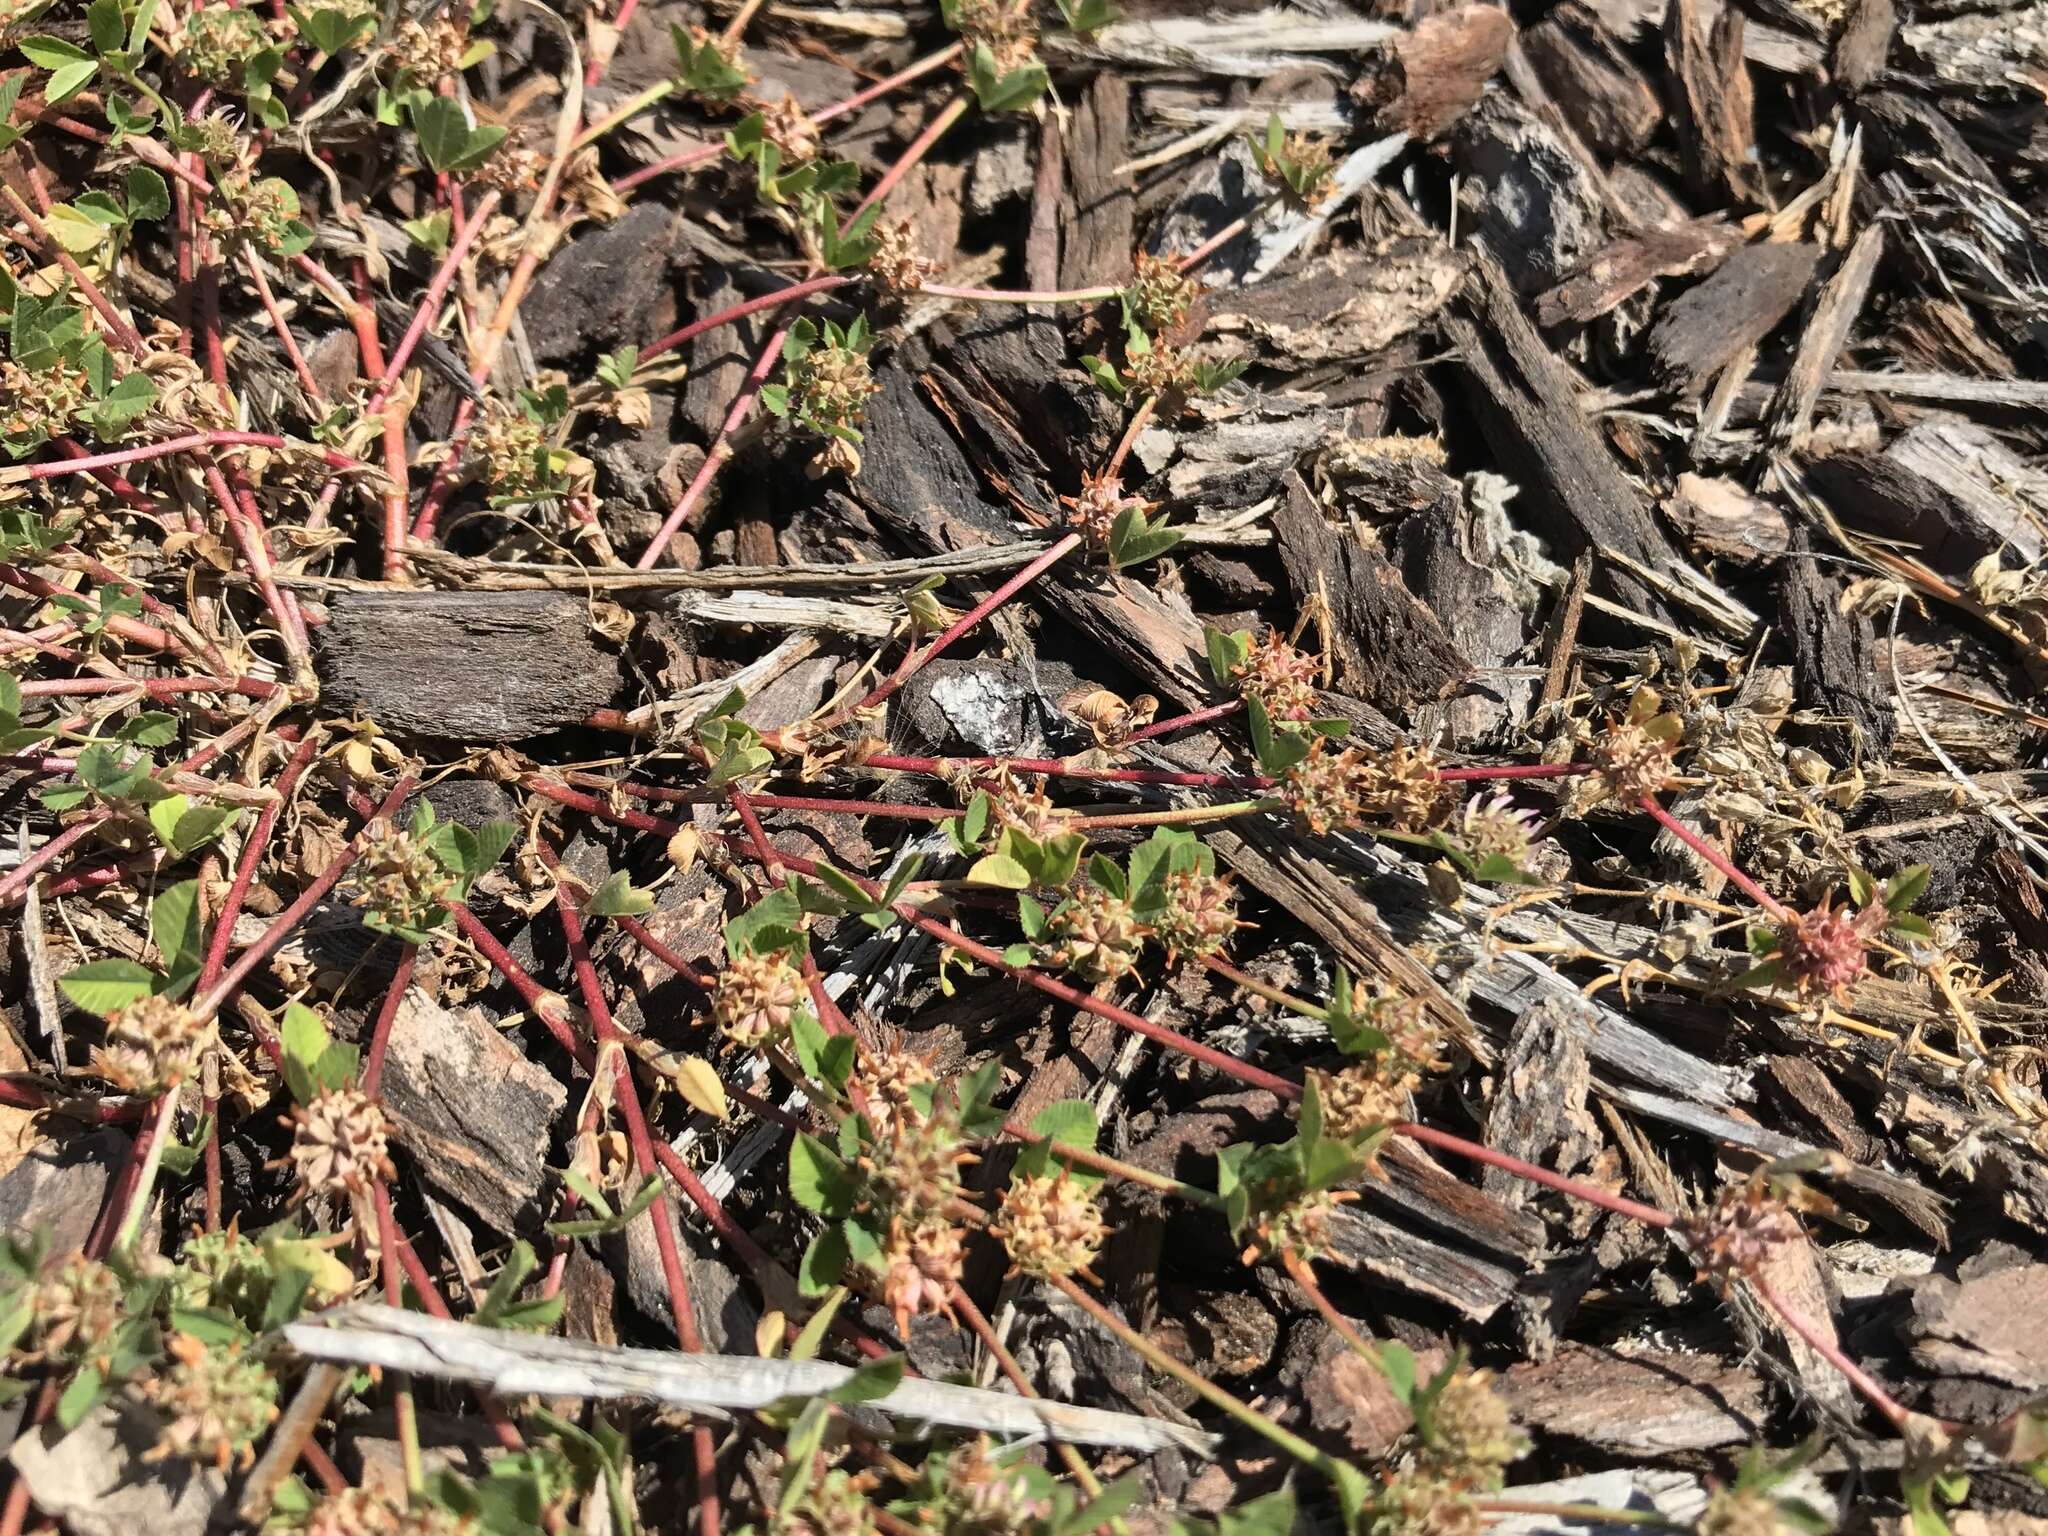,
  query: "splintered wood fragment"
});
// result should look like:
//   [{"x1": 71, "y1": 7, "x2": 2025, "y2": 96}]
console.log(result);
[
  {"x1": 1833, "y1": 0, "x2": 1896, "y2": 93},
  {"x1": 1272, "y1": 475, "x2": 1471, "y2": 714},
  {"x1": 1664, "y1": 0, "x2": 1761, "y2": 204},
  {"x1": 1646, "y1": 240, "x2": 1819, "y2": 396},
  {"x1": 1776, "y1": 526, "x2": 1894, "y2": 758},
  {"x1": 1042, "y1": 8, "x2": 1397, "y2": 74},
  {"x1": 1768, "y1": 224, "x2": 1885, "y2": 446},
  {"x1": 1445, "y1": 247, "x2": 1700, "y2": 619},
  {"x1": 1365, "y1": 2, "x2": 1515, "y2": 139},
  {"x1": 1504, "y1": 1345, "x2": 1769, "y2": 1454},
  {"x1": 1534, "y1": 220, "x2": 1740, "y2": 328},
  {"x1": 314, "y1": 590, "x2": 623, "y2": 741},
  {"x1": 285, "y1": 1305, "x2": 1217, "y2": 1453},
  {"x1": 1058, "y1": 72, "x2": 1134, "y2": 291},
  {"x1": 1452, "y1": 92, "x2": 1611, "y2": 295},
  {"x1": 1521, "y1": 3, "x2": 1662, "y2": 154}
]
